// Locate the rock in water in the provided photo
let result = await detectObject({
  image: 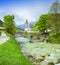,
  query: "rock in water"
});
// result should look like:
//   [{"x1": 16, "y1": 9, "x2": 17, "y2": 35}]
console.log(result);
[
  {"x1": 28, "y1": 54, "x2": 34, "y2": 58},
  {"x1": 56, "y1": 58, "x2": 60, "y2": 64},
  {"x1": 39, "y1": 56, "x2": 45, "y2": 61},
  {"x1": 47, "y1": 62, "x2": 54, "y2": 65}
]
